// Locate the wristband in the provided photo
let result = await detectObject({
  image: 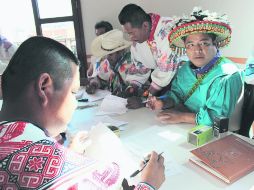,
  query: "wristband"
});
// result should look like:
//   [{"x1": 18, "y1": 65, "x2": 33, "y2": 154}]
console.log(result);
[{"x1": 135, "y1": 182, "x2": 156, "y2": 190}]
